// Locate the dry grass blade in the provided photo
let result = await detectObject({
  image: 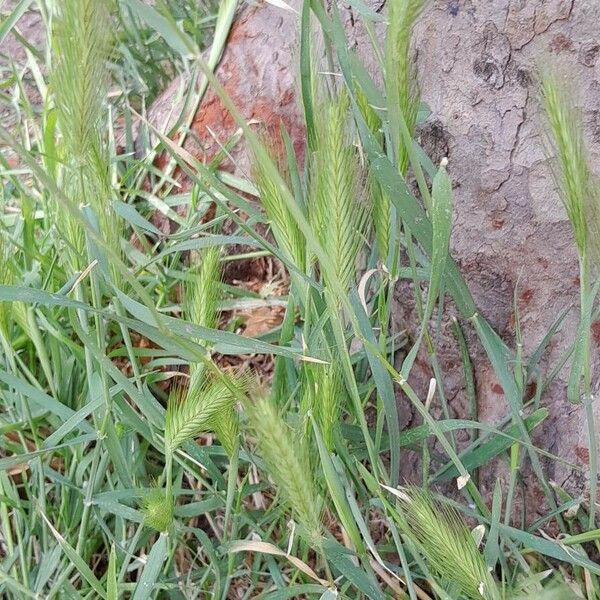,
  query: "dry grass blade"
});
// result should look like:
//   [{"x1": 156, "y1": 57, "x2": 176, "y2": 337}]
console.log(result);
[{"x1": 228, "y1": 540, "x2": 329, "y2": 586}]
